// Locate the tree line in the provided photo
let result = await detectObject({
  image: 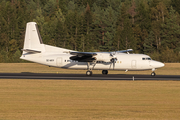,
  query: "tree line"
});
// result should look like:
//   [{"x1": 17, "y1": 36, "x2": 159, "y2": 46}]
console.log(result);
[{"x1": 0, "y1": 0, "x2": 180, "y2": 63}]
